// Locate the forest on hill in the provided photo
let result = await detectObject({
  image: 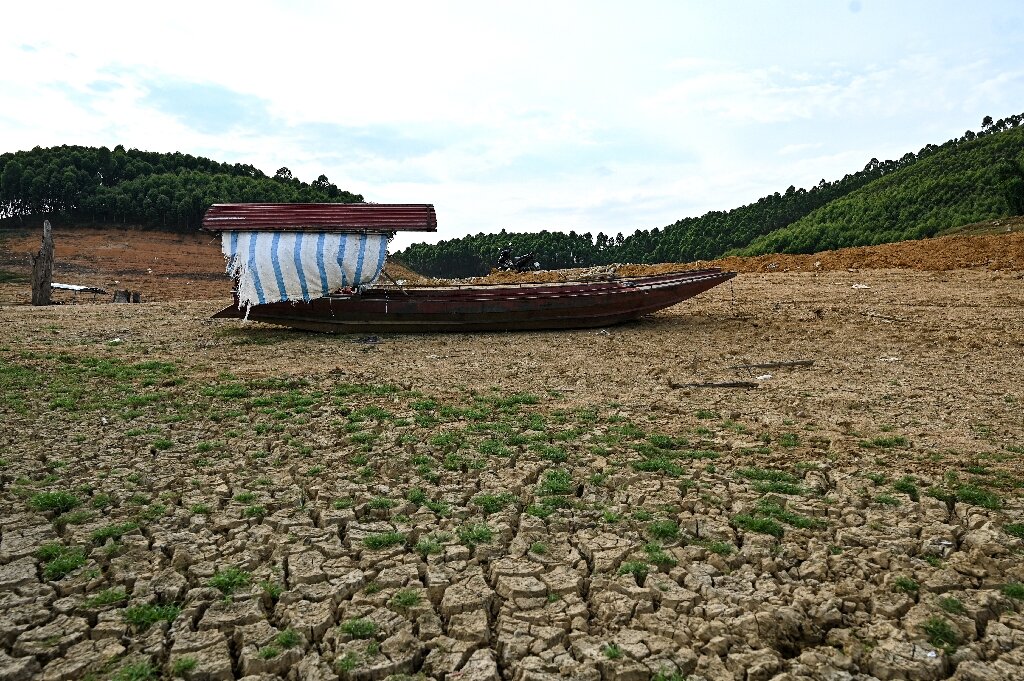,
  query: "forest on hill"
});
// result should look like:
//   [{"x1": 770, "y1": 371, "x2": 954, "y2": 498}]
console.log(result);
[
  {"x1": 0, "y1": 145, "x2": 361, "y2": 231},
  {"x1": 396, "y1": 113, "x2": 1024, "y2": 277},
  {"x1": 2, "y1": 114, "x2": 1023, "y2": 276}
]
